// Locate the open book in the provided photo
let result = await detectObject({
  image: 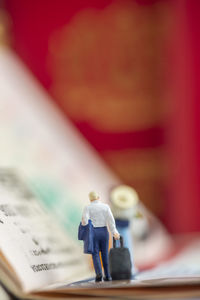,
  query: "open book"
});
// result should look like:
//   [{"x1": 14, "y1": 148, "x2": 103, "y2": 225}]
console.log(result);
[
  {"x1": 1, "y1": 169, "x2": 200, "y2": 300},
  {"x1": 0, "y1": 168, "x2": 92, "y2": 298},
  {"x1": 0, "y1": 47, "x2": 200, "y2": 299}
]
